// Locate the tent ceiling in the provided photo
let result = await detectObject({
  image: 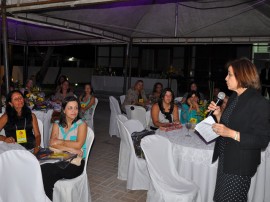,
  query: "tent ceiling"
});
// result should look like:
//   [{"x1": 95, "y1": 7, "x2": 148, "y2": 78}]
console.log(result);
[{"x1": 2, "y1": 0, "x2": 270, "y2": 45}]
